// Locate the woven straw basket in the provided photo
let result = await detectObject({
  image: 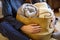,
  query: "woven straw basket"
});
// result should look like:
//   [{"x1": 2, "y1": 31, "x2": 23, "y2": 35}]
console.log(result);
[{"x1": 16, "y1": 3, "x2": 54, "y2": 40}]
